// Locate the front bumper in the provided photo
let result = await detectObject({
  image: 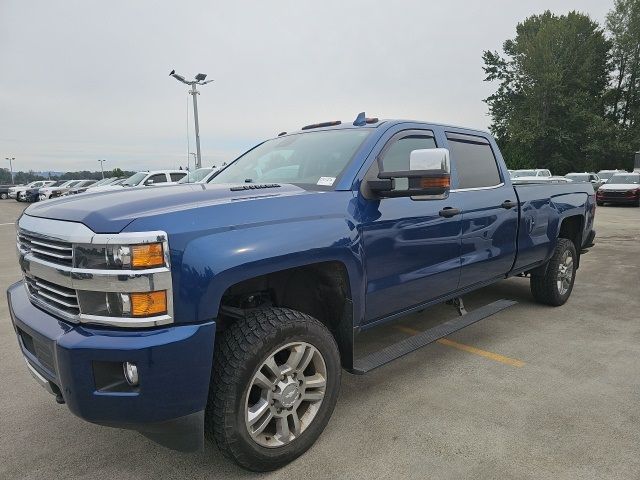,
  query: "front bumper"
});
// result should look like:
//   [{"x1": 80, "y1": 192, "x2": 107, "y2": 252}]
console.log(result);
[
  {"x1": 597, "y1": 192, "x2": 639, "y2": 204},
  {"x1": 7, "y1": 281, "x2": 216, "y2": 451}
]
